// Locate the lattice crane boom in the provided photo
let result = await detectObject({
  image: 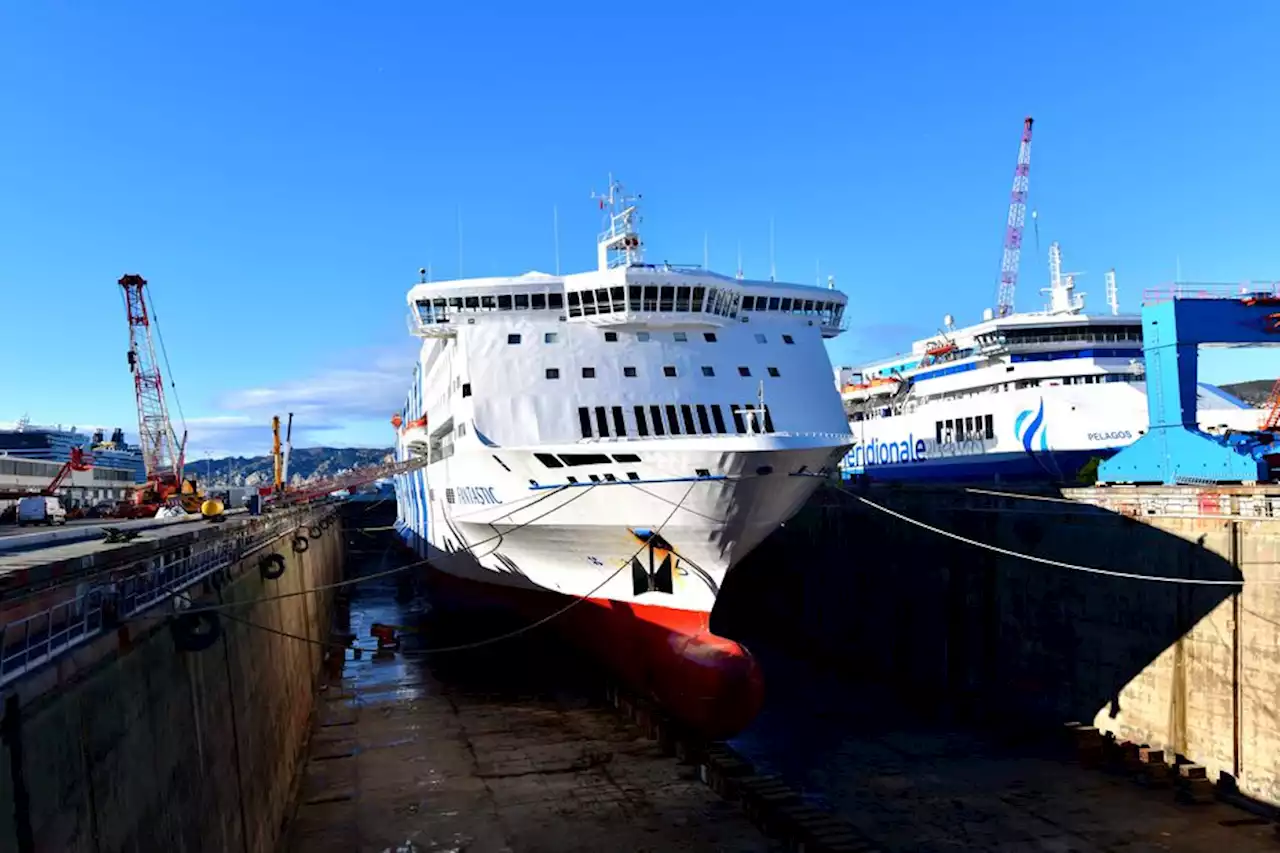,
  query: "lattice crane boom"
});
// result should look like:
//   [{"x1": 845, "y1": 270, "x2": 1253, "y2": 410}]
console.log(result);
[
  {"x1": 996, "y1": 117, "x2": 1035, "y2": 318},
  {"x1": 119, "y1": 274, "x2": 183, "y2": 485}
]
